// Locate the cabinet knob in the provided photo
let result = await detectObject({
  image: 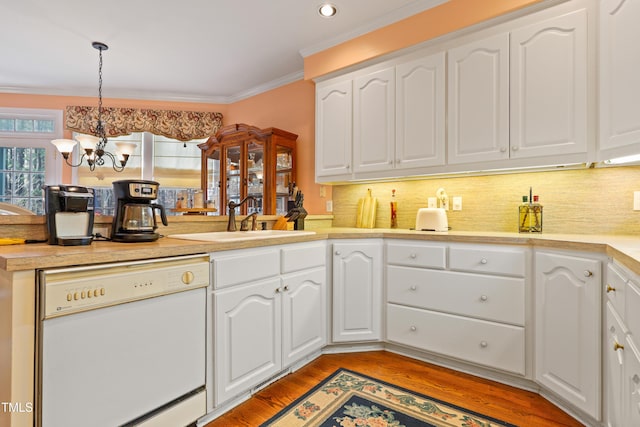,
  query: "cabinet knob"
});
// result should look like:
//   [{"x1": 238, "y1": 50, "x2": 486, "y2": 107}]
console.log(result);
[
  {"x1": 410, "y1": 326, "x2": 417, "y2": 332},
  {"x1": 584, "y1": 270, "x2": 593, "y2": 277},
  {"x1": 500, "y1": 147, "x2": 507, "y2": 153},
  {"x1": 480, "y1": 258, "x2": 488, "y2": 264},
  {"x1": 614, "y1": 342, "x2": 625, "y2": 352},
  {"x1": 335, "y1": 250, "x2": 341, "y2": 256},
  {"x1": 480, "y1": 295, "x2": 488, "y2": 302},
  {"x1": 480, "y1": 341, "x2": 488, "y2": 348},
  {"x1": 512, "y1": 146, "x2": 519, "y2": 151},
  {"x1": 275, "y1": 287, "x2": 281, "y2": 293},
  {"x1": 283, "y1": 285, "x2": 289, "y2": 292},
  {"x1": 410, "y1": 285, "x2": 417, "y2": 291},
  {"x1": 633, "y1": 374, "x2": 640, "y2": 384},
  {"x1": 410, "y1": 253, "x2": 417, "y2": 259},
  {"x1": 606, "y1": 284, "x2": 616, "y2": 293}
]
